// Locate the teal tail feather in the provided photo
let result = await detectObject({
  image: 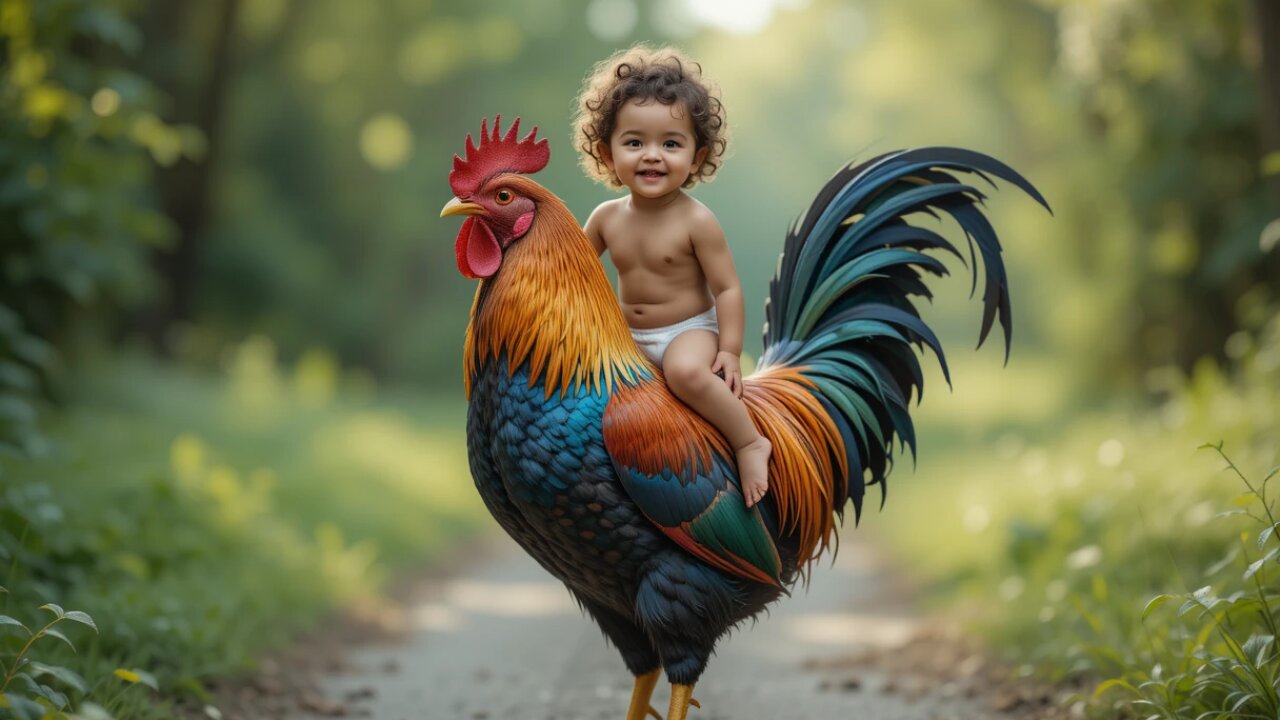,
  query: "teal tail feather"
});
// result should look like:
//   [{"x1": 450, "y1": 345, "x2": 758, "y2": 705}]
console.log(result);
[{"x1": 758, "y1": 148, "x2": 1051, "y2": 524}]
